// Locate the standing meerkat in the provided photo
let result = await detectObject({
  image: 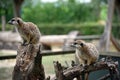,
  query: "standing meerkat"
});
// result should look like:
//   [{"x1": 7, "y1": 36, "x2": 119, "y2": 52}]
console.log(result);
[
  {"x1": 71, "y1": 40, "x2": 99, "y2": 66},
  {"x1": 8, "y1": 17, "x2": 41, "y2": 45}
]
